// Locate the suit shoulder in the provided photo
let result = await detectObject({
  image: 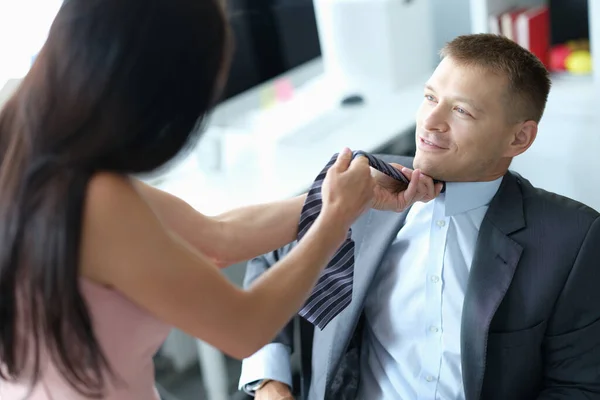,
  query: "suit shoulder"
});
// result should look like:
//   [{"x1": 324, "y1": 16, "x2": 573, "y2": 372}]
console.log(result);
[{"x1": 516, "y1": 173, "x2": 599, "y2": 223}]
